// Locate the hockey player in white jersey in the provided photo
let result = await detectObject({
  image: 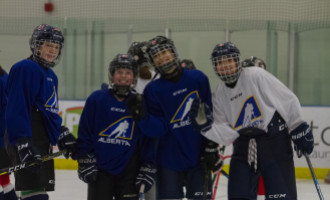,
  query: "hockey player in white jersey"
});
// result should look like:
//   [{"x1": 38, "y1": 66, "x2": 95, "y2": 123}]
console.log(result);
[{"x1": 189, "y1": 42, "x2": 314, "y2": 200}]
